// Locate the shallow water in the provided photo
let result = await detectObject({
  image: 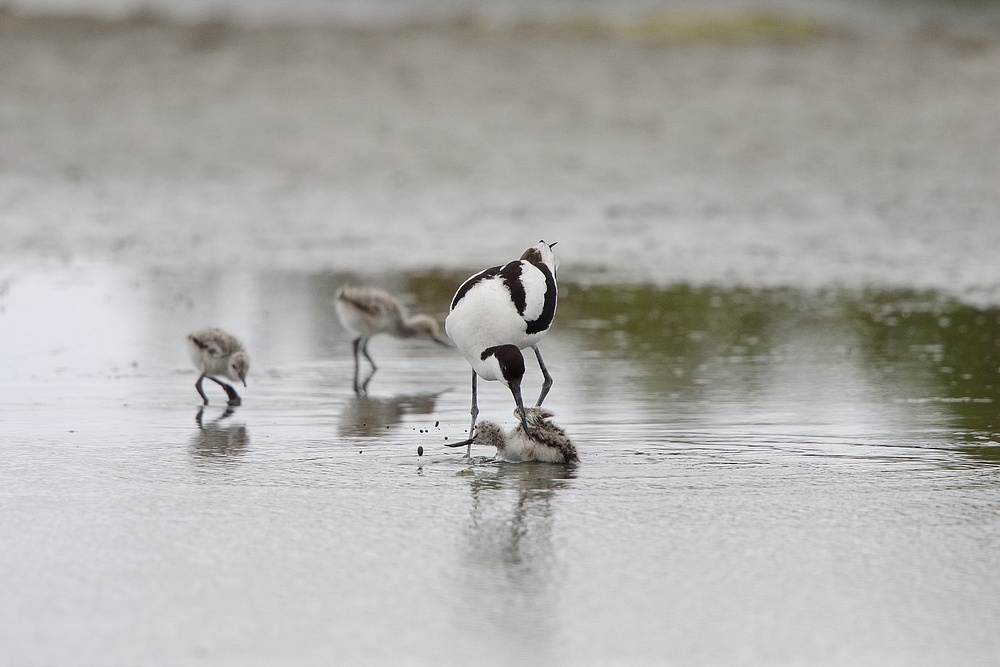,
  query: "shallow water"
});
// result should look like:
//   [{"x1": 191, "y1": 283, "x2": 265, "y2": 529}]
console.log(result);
[
  {"x1": 2, "y1": 264, "x2": 1000, "y2": 665},
  {"x1": 3, "y1": 10, "x2": 1000, "y2": 665}
]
